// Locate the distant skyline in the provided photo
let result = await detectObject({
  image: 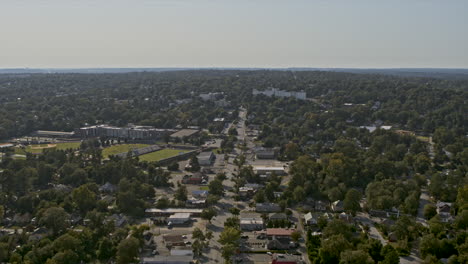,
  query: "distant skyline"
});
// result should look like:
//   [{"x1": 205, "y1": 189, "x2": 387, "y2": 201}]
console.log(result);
[{"x1": 1, "y1": 0, "x2": 467, "y2": 68}]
